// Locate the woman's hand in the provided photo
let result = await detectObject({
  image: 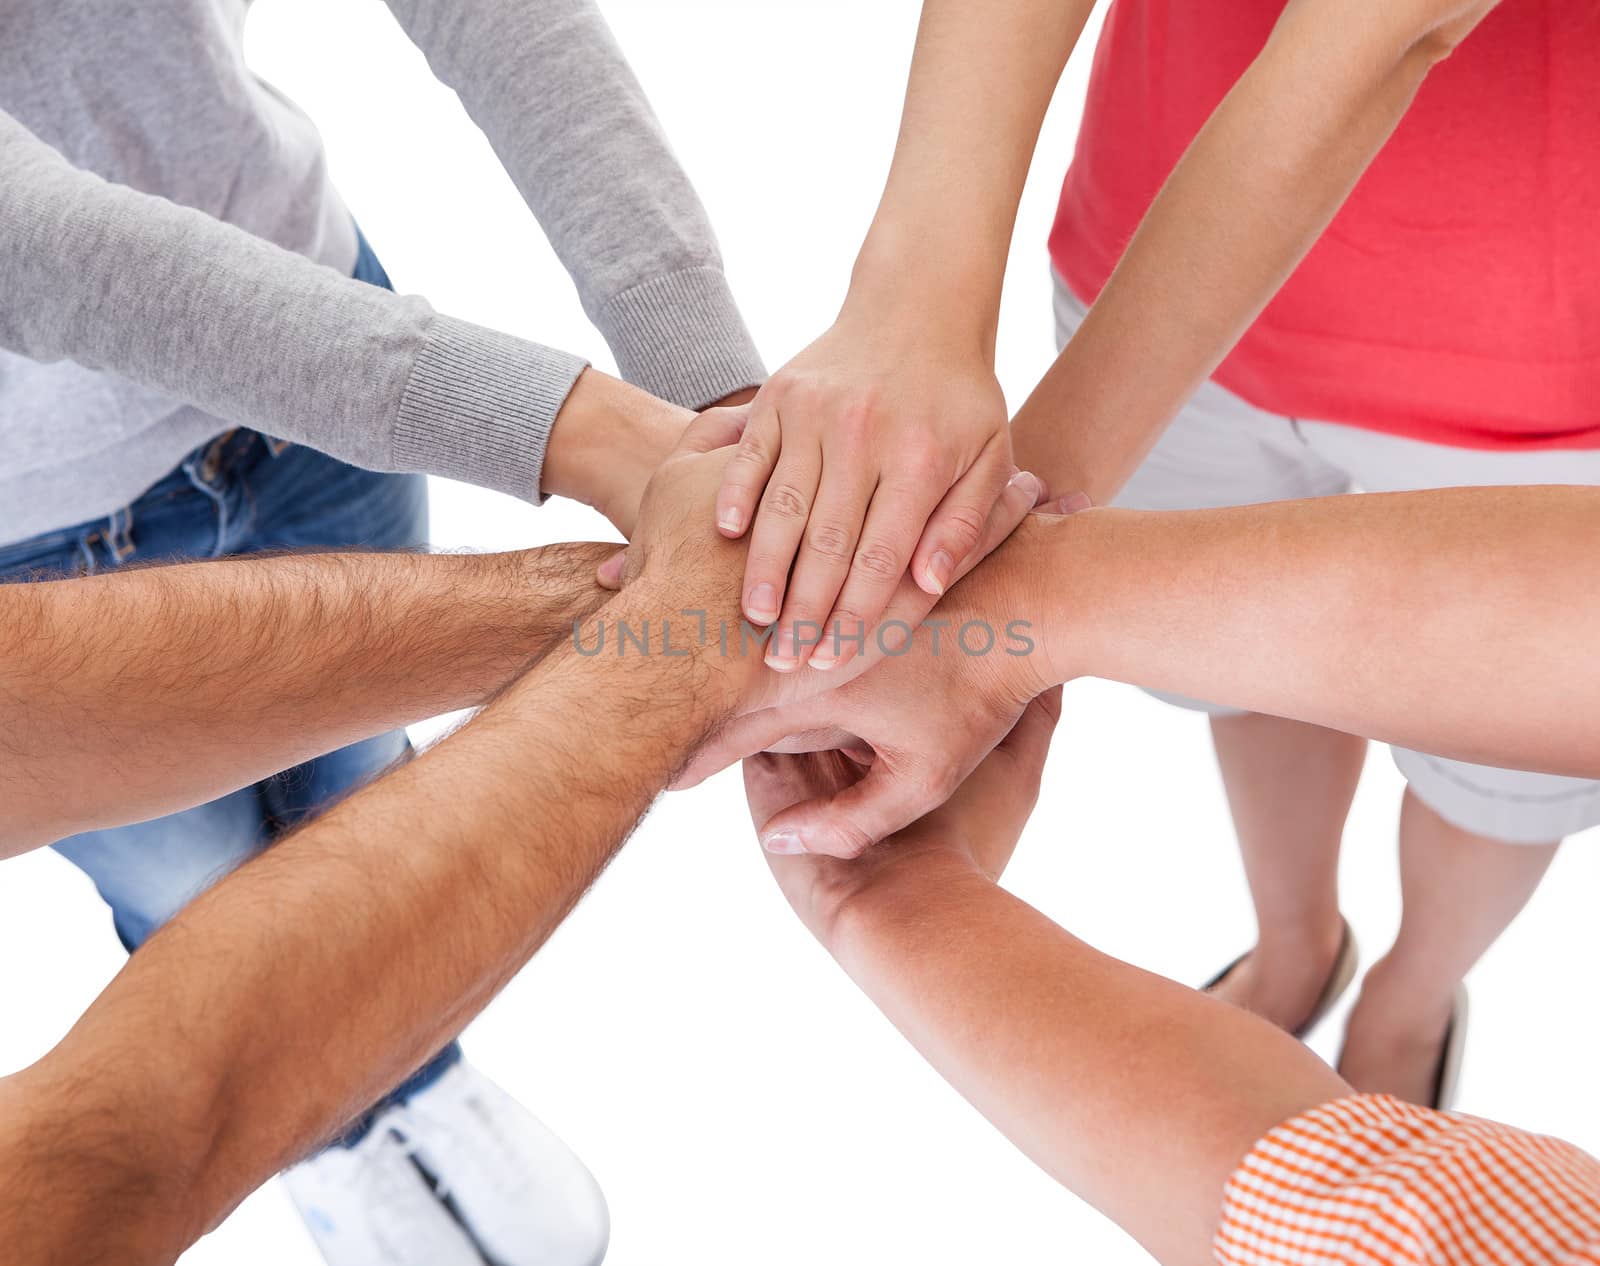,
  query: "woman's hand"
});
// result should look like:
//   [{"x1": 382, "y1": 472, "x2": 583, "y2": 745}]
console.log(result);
[
  {"x1": 714, "y1": 316, "x2": 1014, "y2": 675},
  {"x1": 744, "y1": 688, "x2": 1062, "y2": 944}
]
